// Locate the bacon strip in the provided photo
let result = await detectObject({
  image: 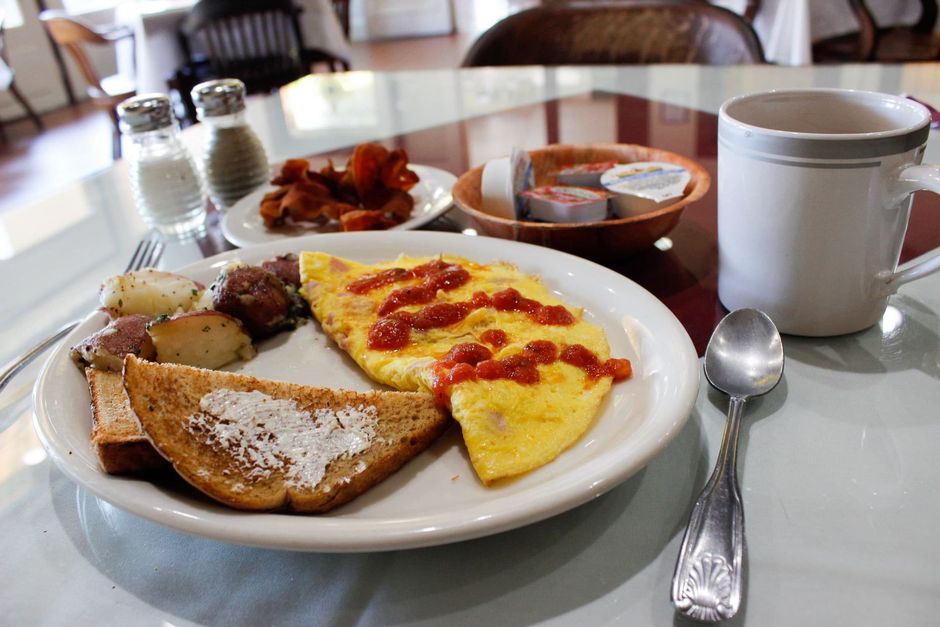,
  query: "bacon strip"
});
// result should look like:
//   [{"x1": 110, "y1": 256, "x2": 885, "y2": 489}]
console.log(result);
[{"x1": 259, "y1": 144, "x2": 421, "y2": 230}]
